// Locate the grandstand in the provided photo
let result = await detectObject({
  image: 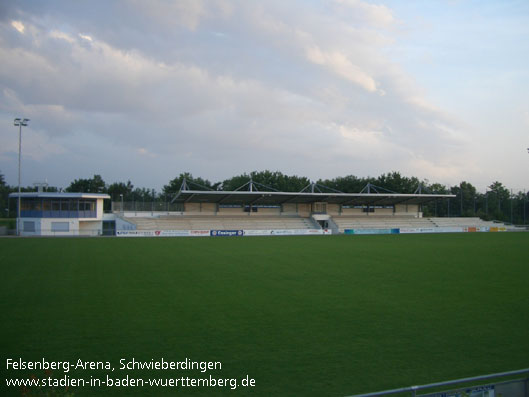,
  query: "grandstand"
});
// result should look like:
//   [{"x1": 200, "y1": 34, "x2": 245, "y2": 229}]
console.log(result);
[
  {"x1": 10, "y1": 179, "x2": 510, "y2": 236},
  {"x1": 112, "y1": 179, "x2": 514, "y2": 236}
]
